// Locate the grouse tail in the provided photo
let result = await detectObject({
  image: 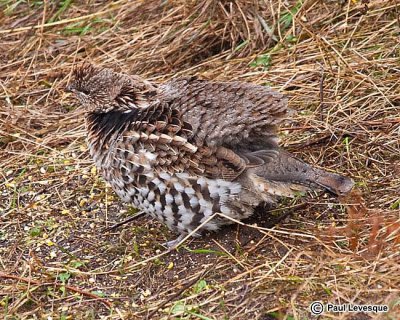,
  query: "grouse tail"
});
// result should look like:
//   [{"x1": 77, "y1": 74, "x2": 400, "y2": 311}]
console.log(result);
[{"x1": 252, "y1": 150, "x2": 354, "y2": 196}]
